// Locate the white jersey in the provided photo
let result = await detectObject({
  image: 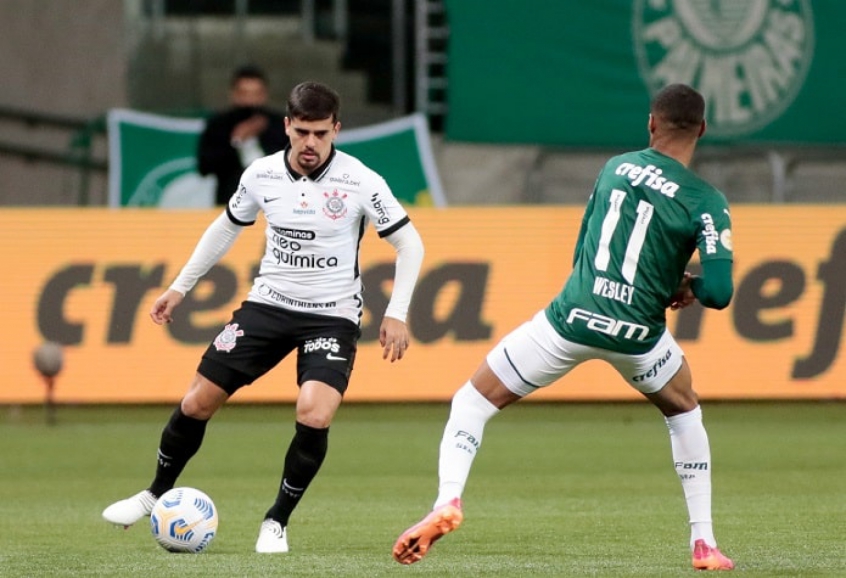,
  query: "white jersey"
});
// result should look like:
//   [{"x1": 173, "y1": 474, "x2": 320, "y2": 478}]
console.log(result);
[{"x1": 227, "y1": 146, "x2": 411, "y2": 324}]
